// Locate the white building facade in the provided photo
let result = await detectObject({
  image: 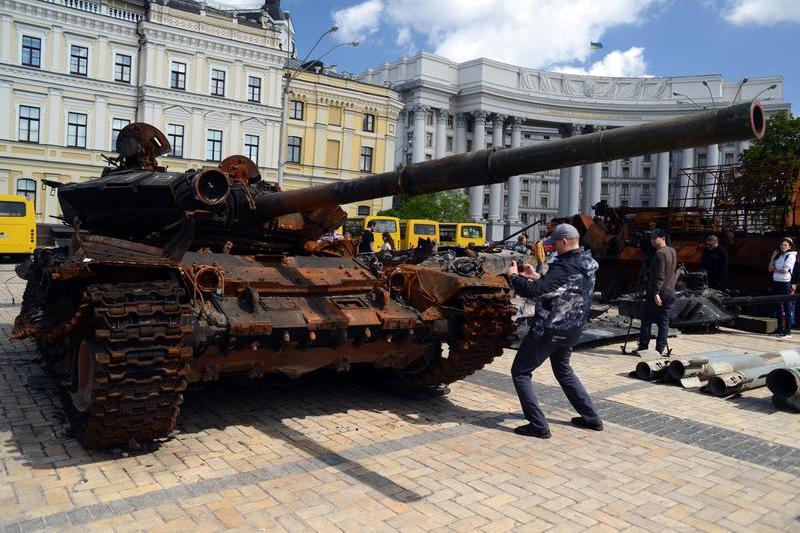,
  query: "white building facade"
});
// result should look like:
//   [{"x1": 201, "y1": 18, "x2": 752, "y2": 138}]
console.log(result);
[
  {"x1": 0, "y1": 0, "x2": 290, "y2": 223},
  {"x1": 361, "y1": 53, "x2": 790, "y2": 240}
]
